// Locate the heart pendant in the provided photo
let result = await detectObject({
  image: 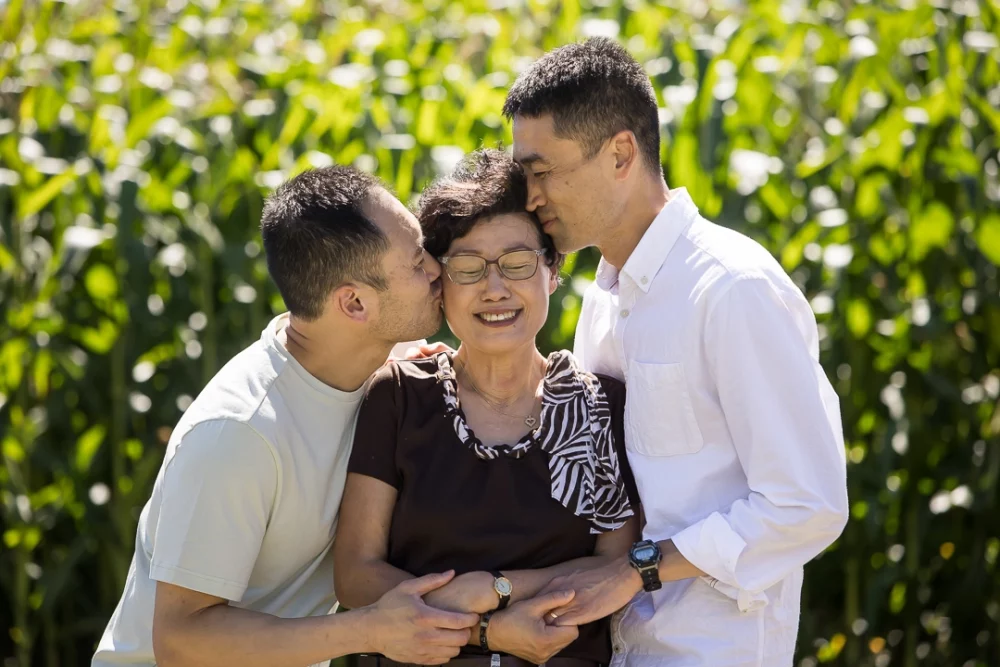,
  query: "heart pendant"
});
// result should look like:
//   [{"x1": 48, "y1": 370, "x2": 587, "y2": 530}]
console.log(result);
[{"x1": 525, "y1": 416, "x2": 537, "y2": 428}]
